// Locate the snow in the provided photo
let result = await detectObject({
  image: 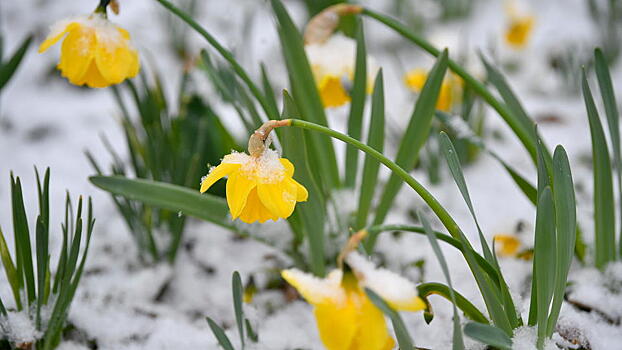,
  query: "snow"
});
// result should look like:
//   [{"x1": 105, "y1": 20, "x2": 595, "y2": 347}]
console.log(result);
[
  {"x1": 0, "y1": 310, "x2": 41, "y2": 345},
  {"x1": 346, "y1": 251, "x2": 420, "y2": 307},
  {"x1": 2, "y1": 0, "x2": 622, "y2": 348}
]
